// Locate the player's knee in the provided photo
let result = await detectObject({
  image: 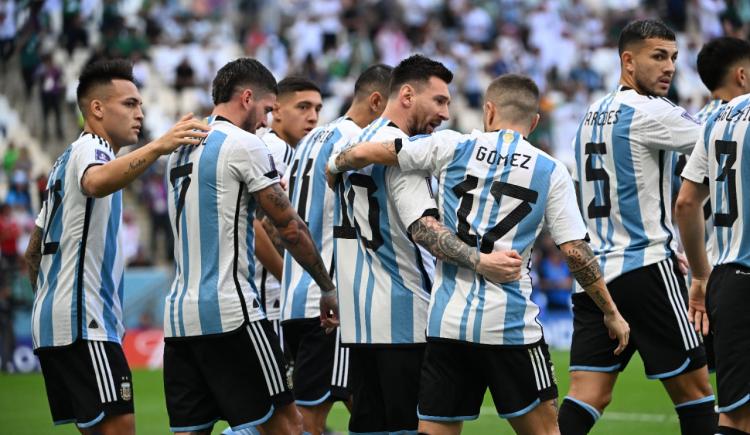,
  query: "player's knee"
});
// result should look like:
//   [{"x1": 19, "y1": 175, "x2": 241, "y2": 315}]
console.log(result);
[{"x1": 568, "y1": 383, "x2": 612, "y2": 411}]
